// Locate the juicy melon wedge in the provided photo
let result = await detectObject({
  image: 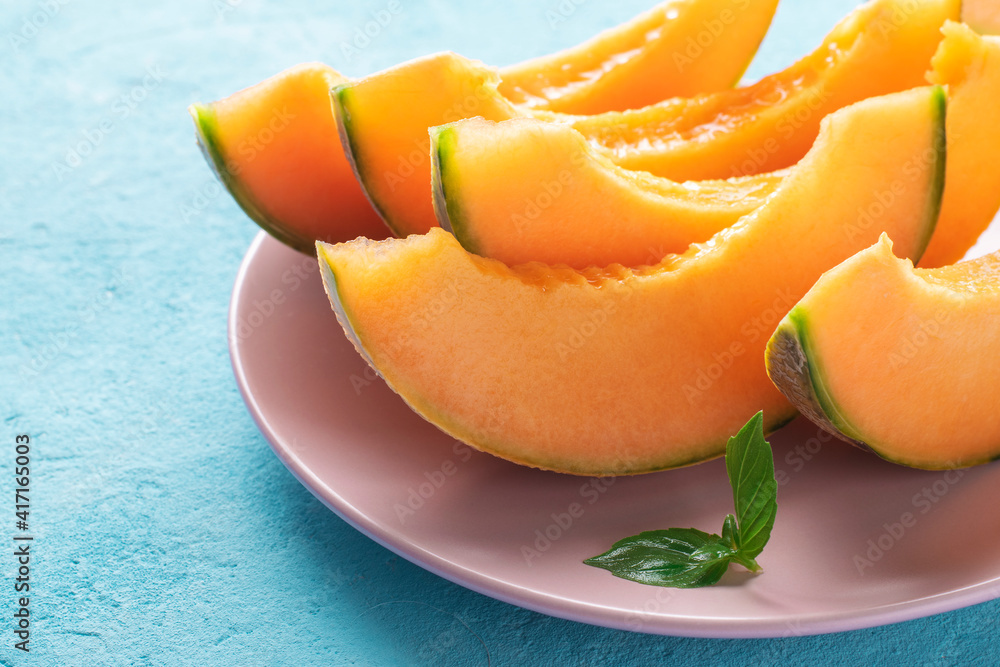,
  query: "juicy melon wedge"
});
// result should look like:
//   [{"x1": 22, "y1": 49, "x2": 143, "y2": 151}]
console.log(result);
[
  {"x1": 189, "y1": 63, "x2": 388, "y2": 253},
  {"x1": 561, "y1": 0, "x2": 960, "y2": 181},
  {"x1": 766, "y1": 236, "x2": 1000, "y2": 470},
  {"x1": 191, "y1": 0, "x2": 779, "y2": 251},
  {"x1": 317, "y1": 87, "x2": 946, "y2": 476},
  {"x1": 334, "y1": 54, "x2": 521, "y2": 238},
  {"x1": 921, "y1": 21, "x2": 1000, "y2": 267},
  {"x1": 498, "y1": 0, "x2": 780, "y2": 114},
  {"x1": 432, "y1": 117, "x2": 787, "y2": 269}
]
